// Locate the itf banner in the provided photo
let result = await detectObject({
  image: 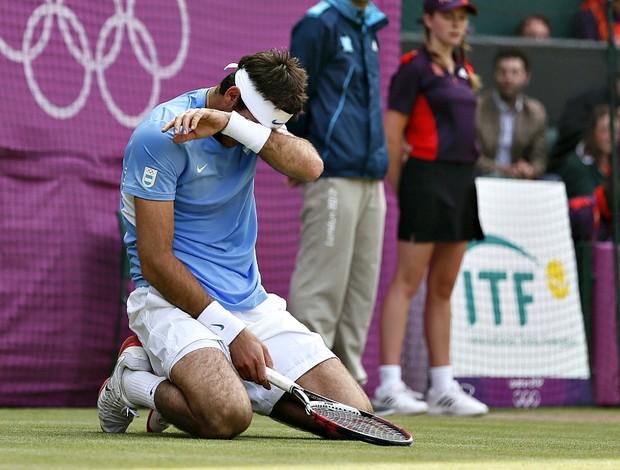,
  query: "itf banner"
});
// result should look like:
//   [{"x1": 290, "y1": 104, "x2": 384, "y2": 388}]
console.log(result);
[{"x1": 451, "y1": 178, "x2": 591, "y2": 407}]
